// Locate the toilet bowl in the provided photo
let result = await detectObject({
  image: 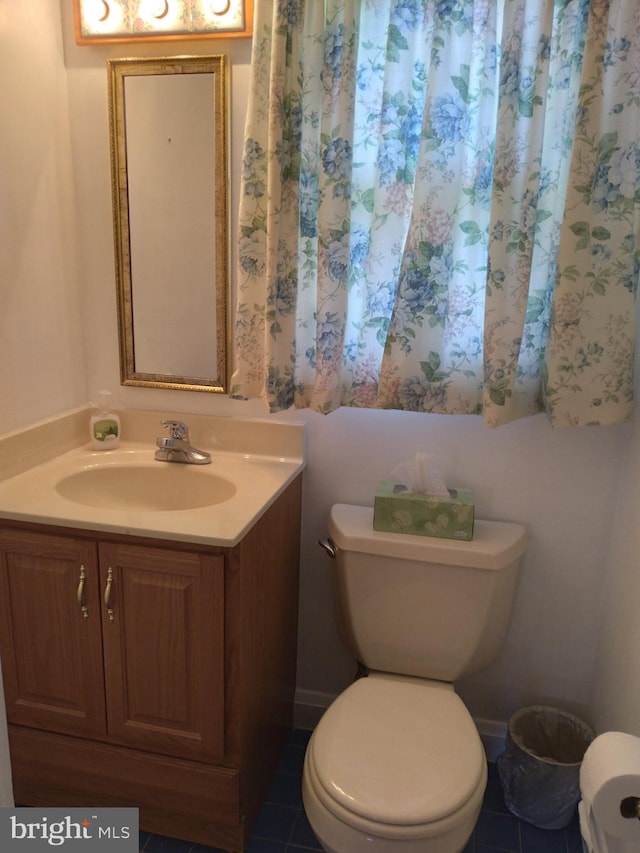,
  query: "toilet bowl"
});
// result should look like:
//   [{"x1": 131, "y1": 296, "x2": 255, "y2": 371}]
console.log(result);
[
  {"x1": 303, "y1": 505, "x2": 527, "y2": 853},
  {"x1": 302, "y1": 673, "x2": 487, "y2": 853}
]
